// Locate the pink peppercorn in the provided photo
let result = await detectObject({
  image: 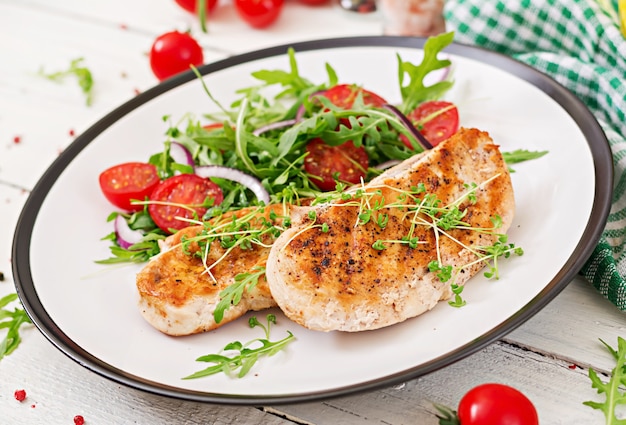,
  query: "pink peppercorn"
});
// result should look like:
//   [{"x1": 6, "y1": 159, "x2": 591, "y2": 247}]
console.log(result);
[{"x1": 14, "y1": 389, "x2": 27, "y2": 402}]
